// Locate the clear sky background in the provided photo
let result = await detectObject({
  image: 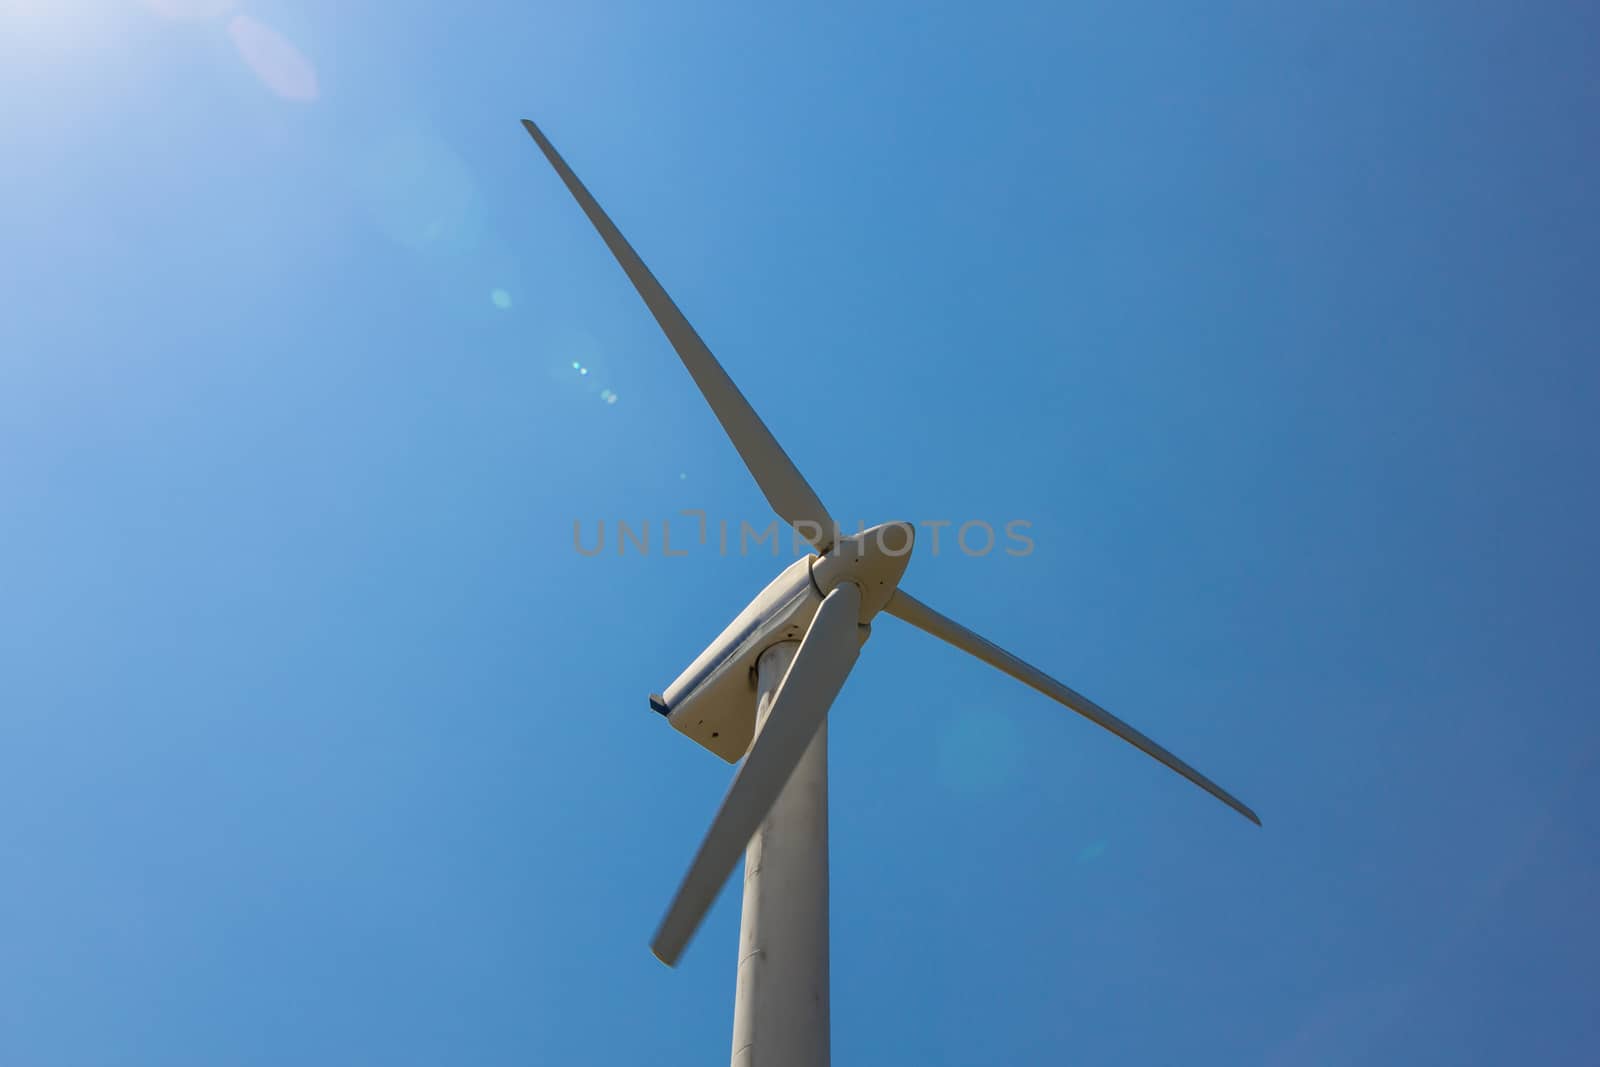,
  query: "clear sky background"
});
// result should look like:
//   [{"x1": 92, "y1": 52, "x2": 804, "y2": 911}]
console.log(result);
[{"x1": 3, "y1": 2, "x2": 1598, "y2": 1064}]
